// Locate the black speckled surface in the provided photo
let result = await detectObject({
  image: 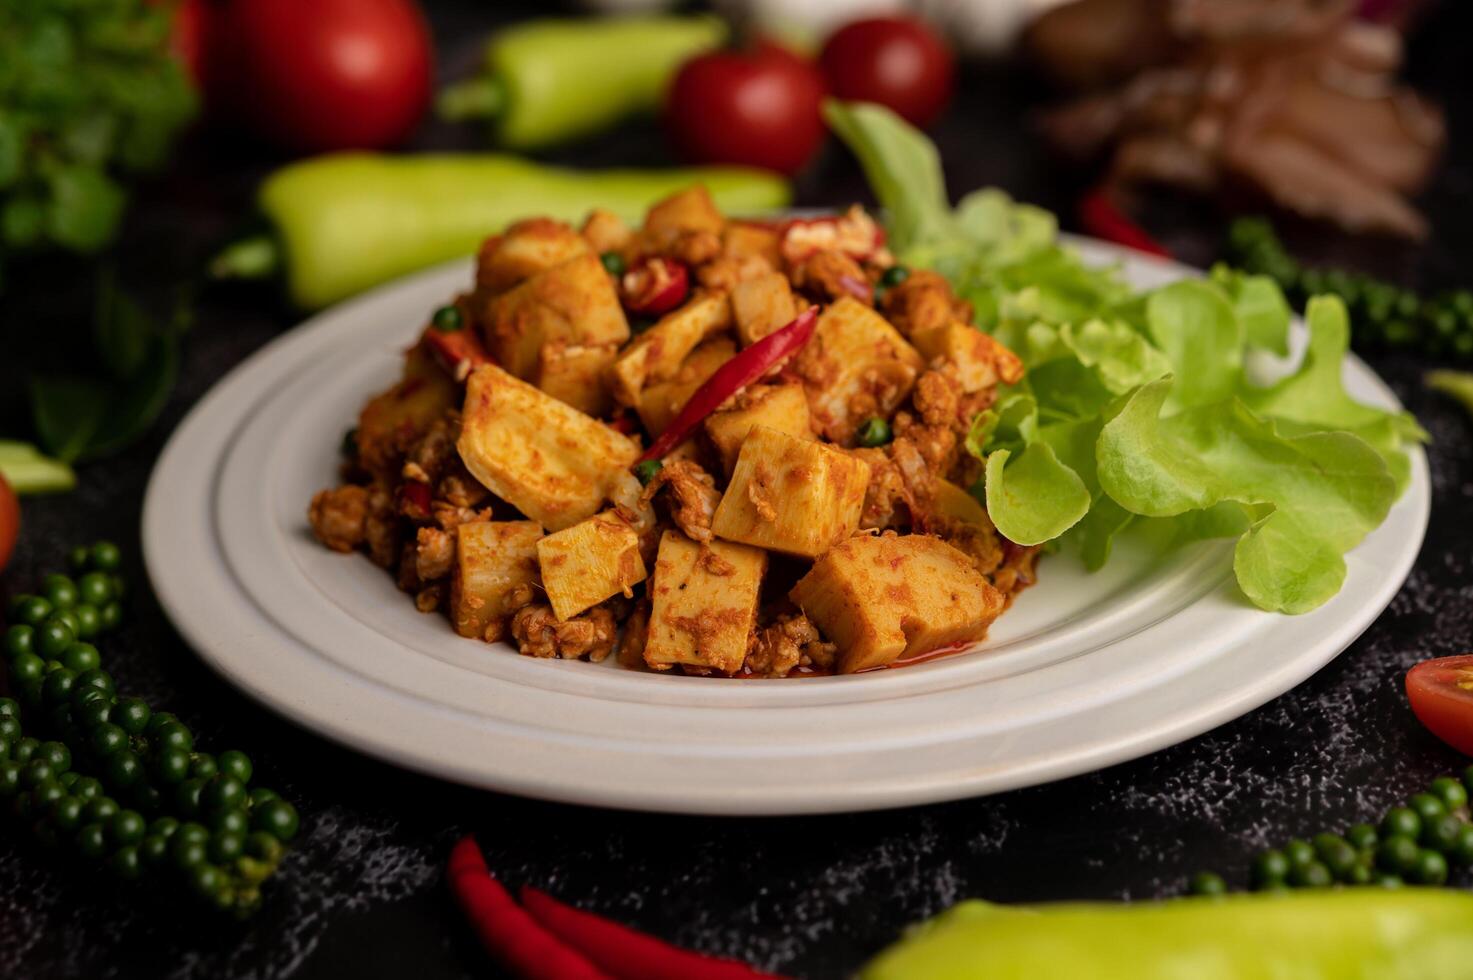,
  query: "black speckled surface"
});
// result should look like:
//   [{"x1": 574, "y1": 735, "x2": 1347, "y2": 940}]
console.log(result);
[{"x1": 3, "y1": 3, "x2": 1473, "y2": 978}]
